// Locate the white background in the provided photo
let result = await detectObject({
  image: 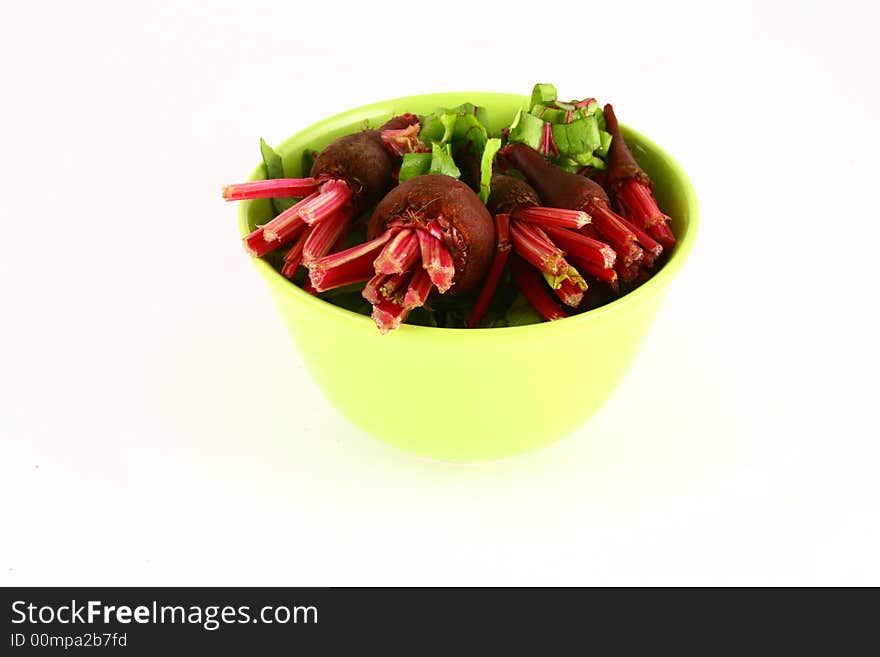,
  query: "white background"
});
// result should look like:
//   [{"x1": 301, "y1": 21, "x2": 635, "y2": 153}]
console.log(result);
[{"x1": 2, "y1": 0, "x2": 878, "y2": 586}]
